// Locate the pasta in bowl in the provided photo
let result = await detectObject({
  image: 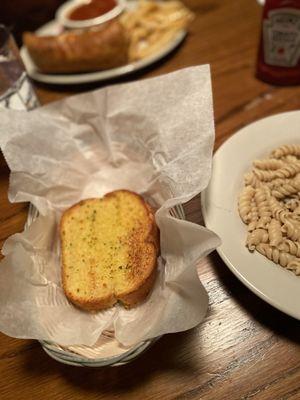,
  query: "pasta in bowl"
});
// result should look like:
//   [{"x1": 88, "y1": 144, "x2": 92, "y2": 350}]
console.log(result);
[{"x1": 238, "y1": 144, "x2": 300, "y2": 276}]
